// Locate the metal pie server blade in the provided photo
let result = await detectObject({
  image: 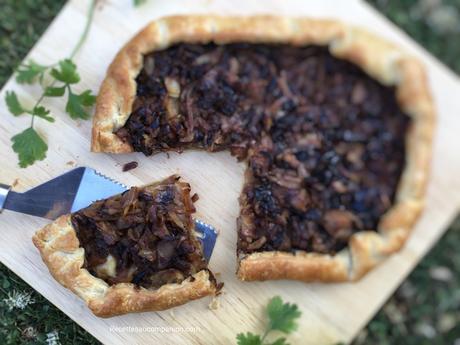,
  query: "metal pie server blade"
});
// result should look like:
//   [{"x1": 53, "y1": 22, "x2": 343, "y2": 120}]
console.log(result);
[{"x1": 0, "y1": 167, "x2": 217, "y2": 261}]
